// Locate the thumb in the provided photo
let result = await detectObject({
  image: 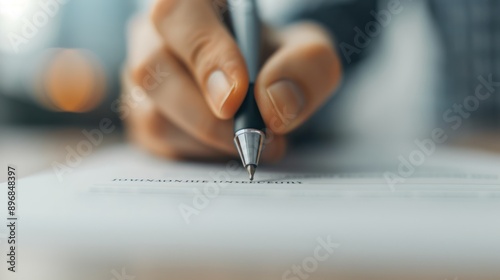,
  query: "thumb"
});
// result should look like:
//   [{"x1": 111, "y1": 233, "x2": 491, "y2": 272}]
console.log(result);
[{"x1": 255, "y1": 22, "x2": 342, "y2": 134}]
